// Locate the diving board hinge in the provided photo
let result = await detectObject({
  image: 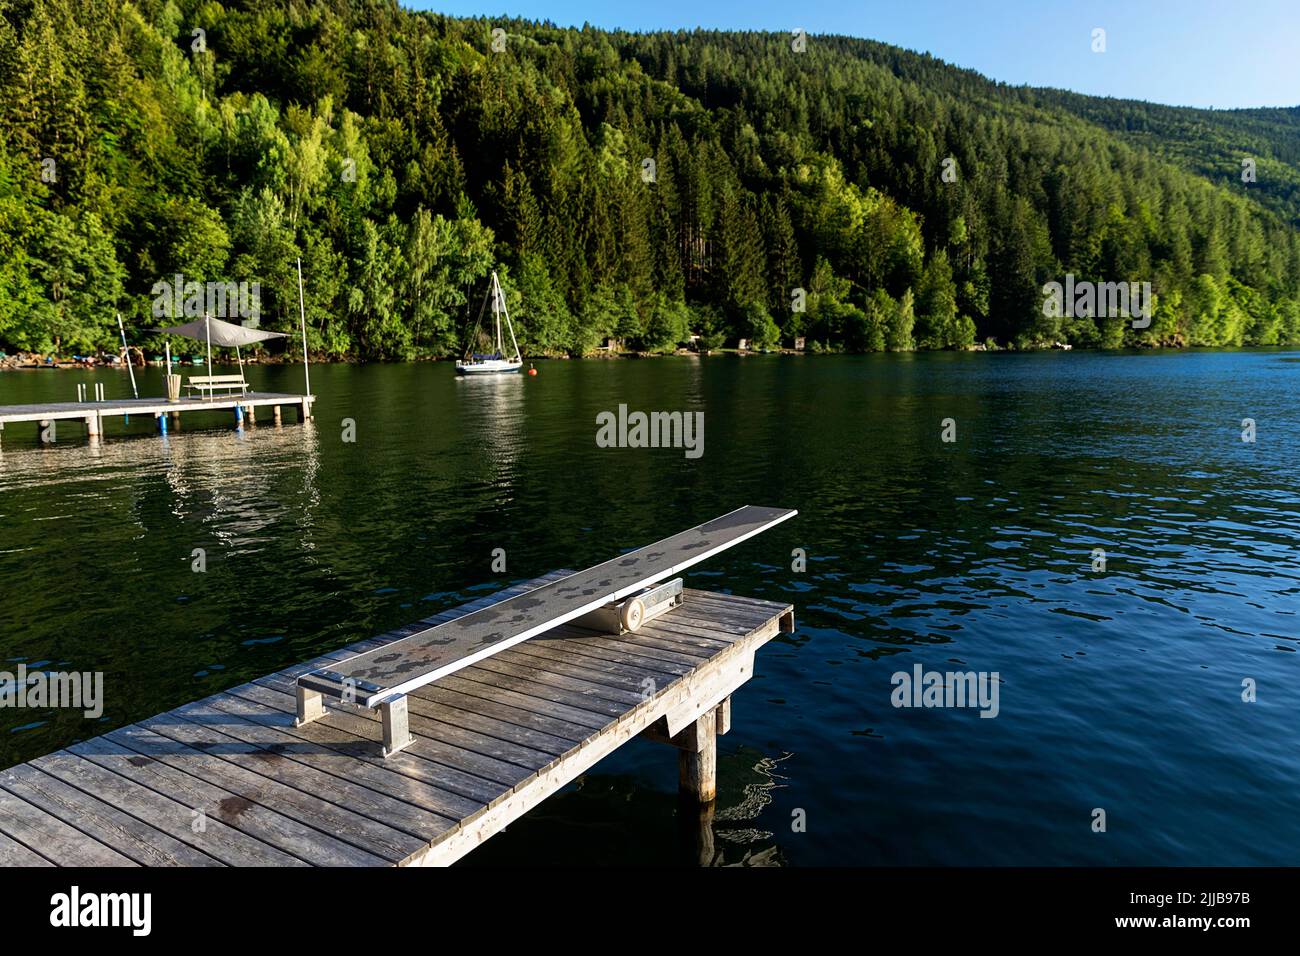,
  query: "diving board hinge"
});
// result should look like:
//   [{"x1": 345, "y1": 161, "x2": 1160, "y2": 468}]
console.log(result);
[{"x1": 573, "y1": 577, "x2": 683, "y2": 634}]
